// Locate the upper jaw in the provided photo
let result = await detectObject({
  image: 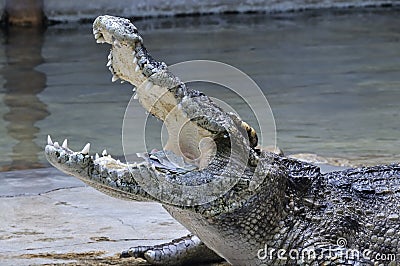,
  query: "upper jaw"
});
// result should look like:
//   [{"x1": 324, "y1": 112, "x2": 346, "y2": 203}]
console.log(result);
[
  {"x1": 93, "y1": 15, "x2": 180, "y2": 90},
  {"x1": 92, "y1": 15, "x2": 259, "y2": 168},
  {"x1": 92, "y1": 15, "x2": 210, "y2": 161},
  {"x1": 94, "y1": 16, "x2": 185, "y2": 125},
  {"x1": 93, "y1": 15, "x2": 147, "y2": 88},
  {"x1": 93, "y1": 15, "x2": 142, "y2": 46}
]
